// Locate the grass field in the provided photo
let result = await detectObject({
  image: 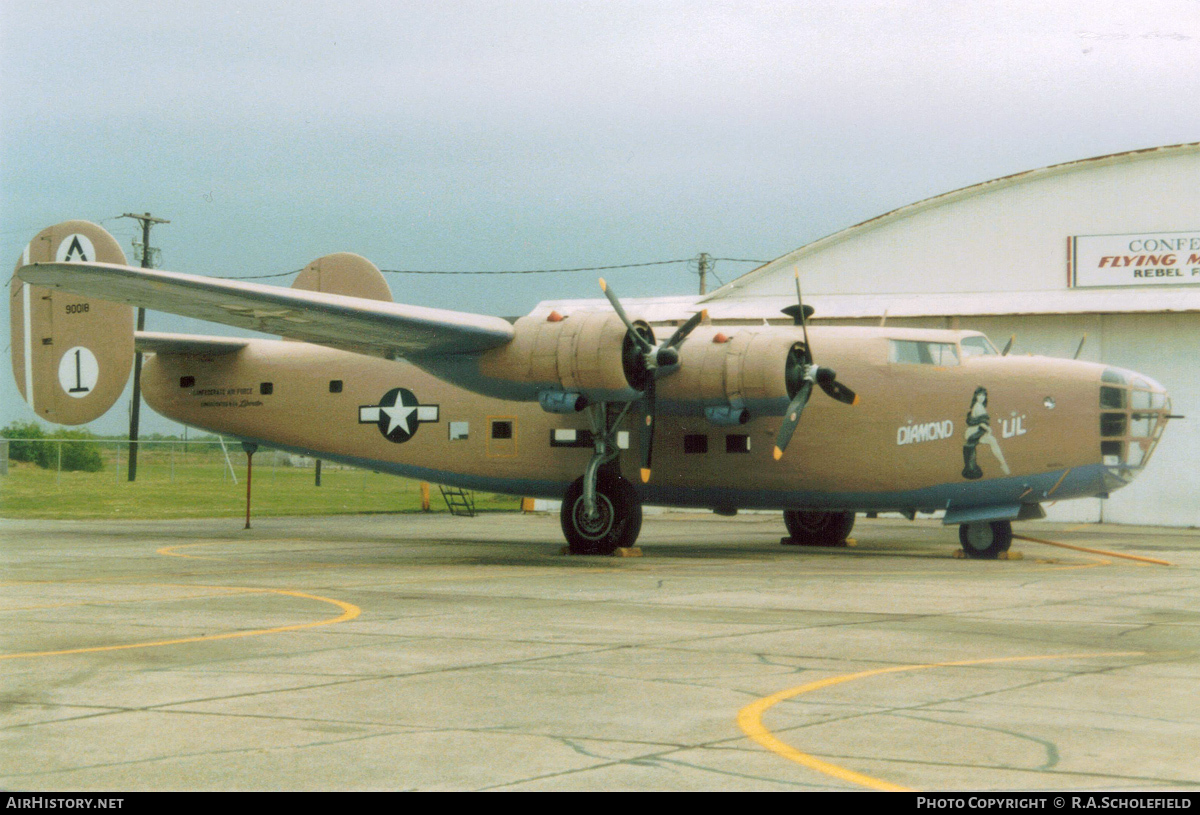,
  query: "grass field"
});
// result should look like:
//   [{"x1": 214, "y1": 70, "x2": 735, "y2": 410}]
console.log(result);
[{"x1": 0, "y1": 444, "x2": 522, "y2": 520}]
